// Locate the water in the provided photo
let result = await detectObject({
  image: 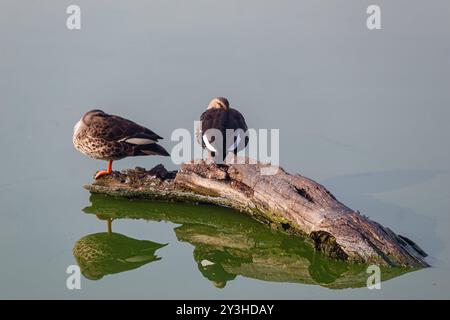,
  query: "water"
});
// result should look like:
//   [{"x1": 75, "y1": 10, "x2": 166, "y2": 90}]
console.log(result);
[{"x1": 1, "y1": 0, "x2": 449, "y2": 299}]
